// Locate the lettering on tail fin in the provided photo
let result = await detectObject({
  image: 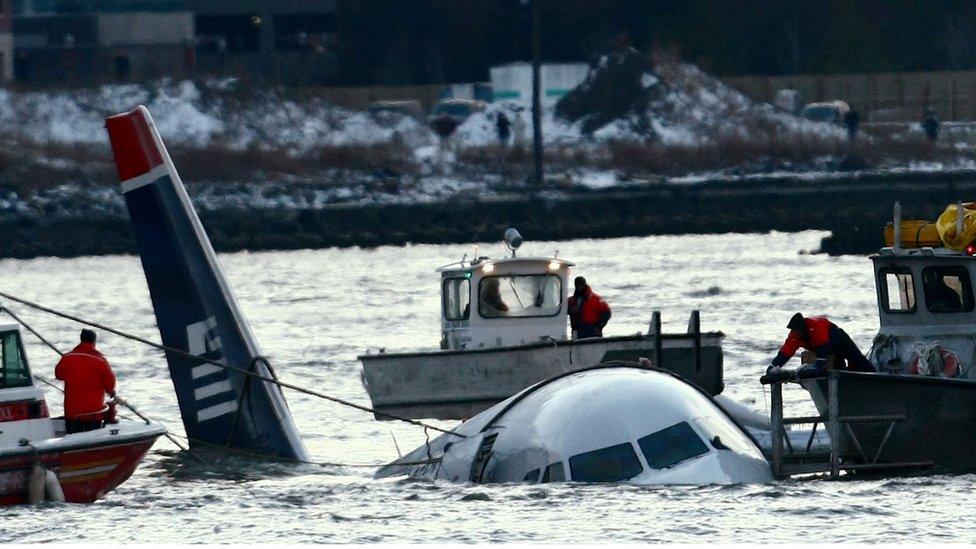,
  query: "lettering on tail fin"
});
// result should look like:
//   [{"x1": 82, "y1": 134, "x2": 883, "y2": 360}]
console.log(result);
[{"x1": 186, "y1": 317, "x2": 239, "y2": 423}]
